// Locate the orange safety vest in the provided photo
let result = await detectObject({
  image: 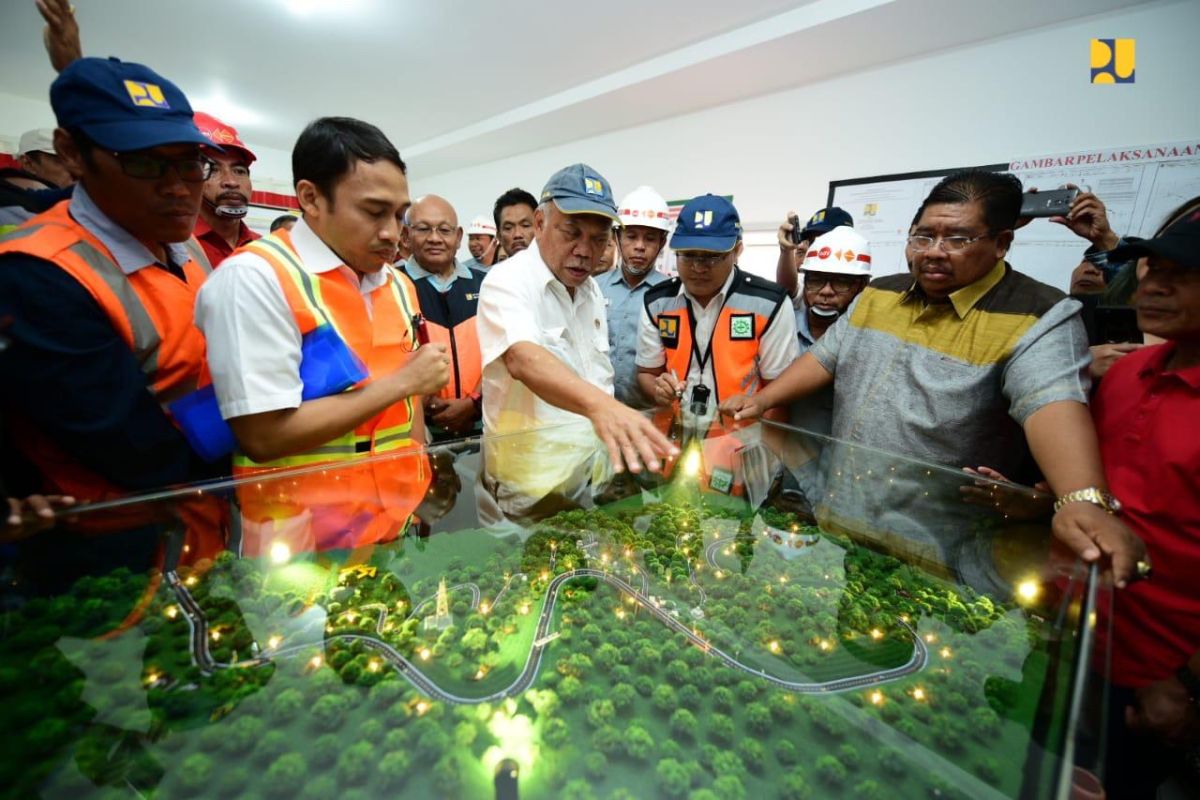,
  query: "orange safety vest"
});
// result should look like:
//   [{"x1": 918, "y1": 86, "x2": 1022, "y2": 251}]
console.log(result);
[
  {"x1": 226, "y1": 230, "x2": 430, "y2": 547},
  {"x1": 230, "y1": 229, "x2": 423, "y2": 473},
  {"x1": 0, "y1": 199, "x2": 211, "y2": 502},
  {"x1": 643, "y1": 268, "x2": 788, "y2": 405}
]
